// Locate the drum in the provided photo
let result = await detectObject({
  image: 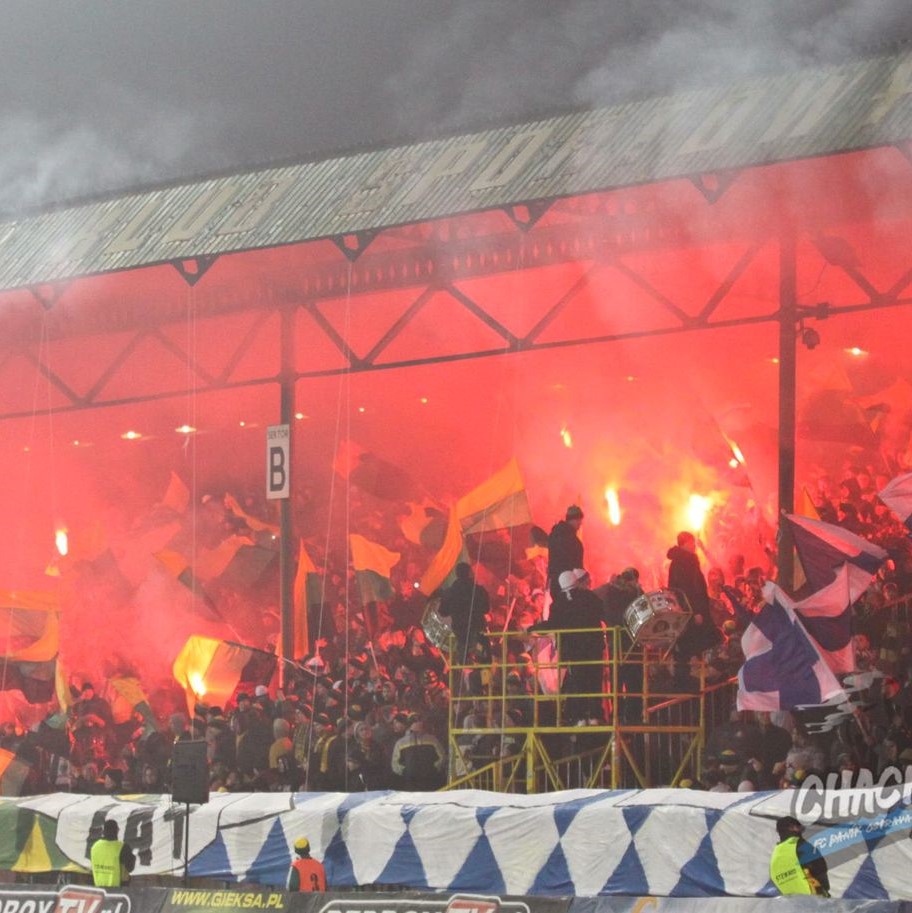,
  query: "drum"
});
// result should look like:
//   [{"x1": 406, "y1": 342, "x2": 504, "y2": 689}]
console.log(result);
[
  {"x1": 422, "y1": 597, "x2": 454, "y2": 652},
  {"x1": 624, "y1": 589, "x2": 691, "y2": 647}
]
